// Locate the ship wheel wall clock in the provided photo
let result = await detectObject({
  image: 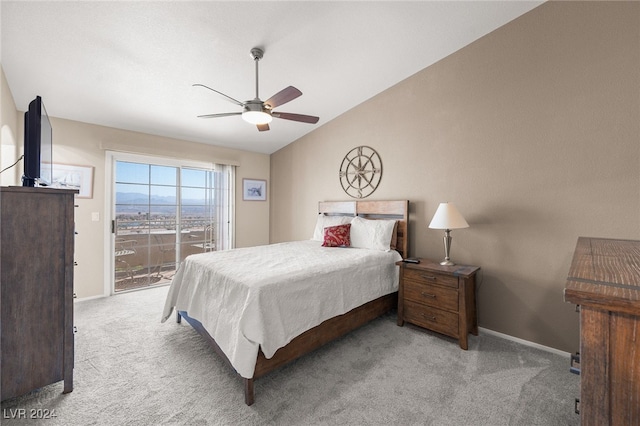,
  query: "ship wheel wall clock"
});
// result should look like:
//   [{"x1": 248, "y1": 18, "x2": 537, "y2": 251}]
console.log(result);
[{"x1": 339, "y1": 146, "x2": 383, "y2": 199}]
